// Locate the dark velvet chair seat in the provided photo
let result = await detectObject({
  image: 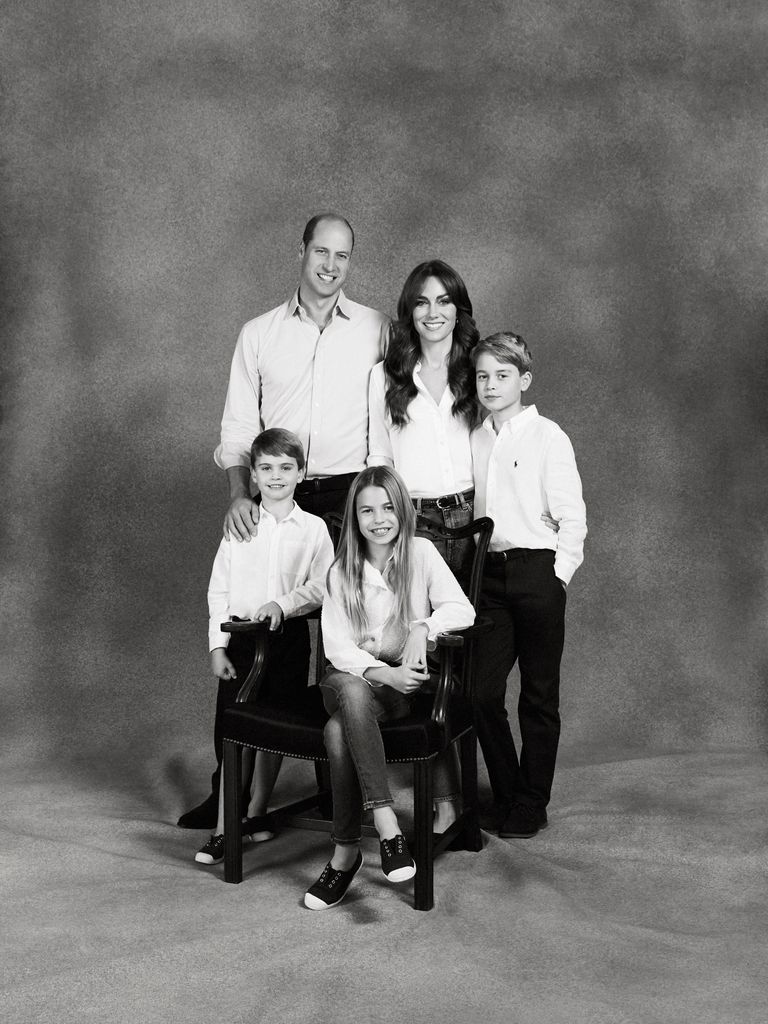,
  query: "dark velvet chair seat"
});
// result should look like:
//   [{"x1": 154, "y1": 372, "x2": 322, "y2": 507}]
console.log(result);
[{"x1": 224, "y1": 687, "x2": 474, "y2": 764}]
